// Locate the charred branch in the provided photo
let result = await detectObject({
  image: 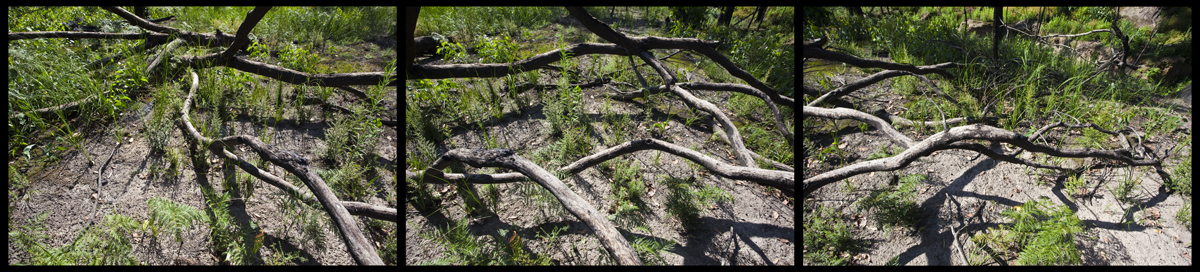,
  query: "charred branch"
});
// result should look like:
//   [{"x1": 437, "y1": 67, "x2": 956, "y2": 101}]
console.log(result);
[{"x1": 804, "y1": 41, "x2": 961, "y2": 79}]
